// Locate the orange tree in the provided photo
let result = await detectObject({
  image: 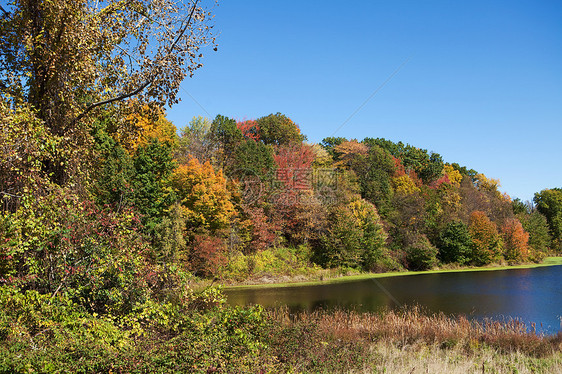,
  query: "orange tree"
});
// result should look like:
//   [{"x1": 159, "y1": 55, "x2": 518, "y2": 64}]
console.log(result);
[{"x1": 469, "y1": 211, "x2": 503, "y2": 265}]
